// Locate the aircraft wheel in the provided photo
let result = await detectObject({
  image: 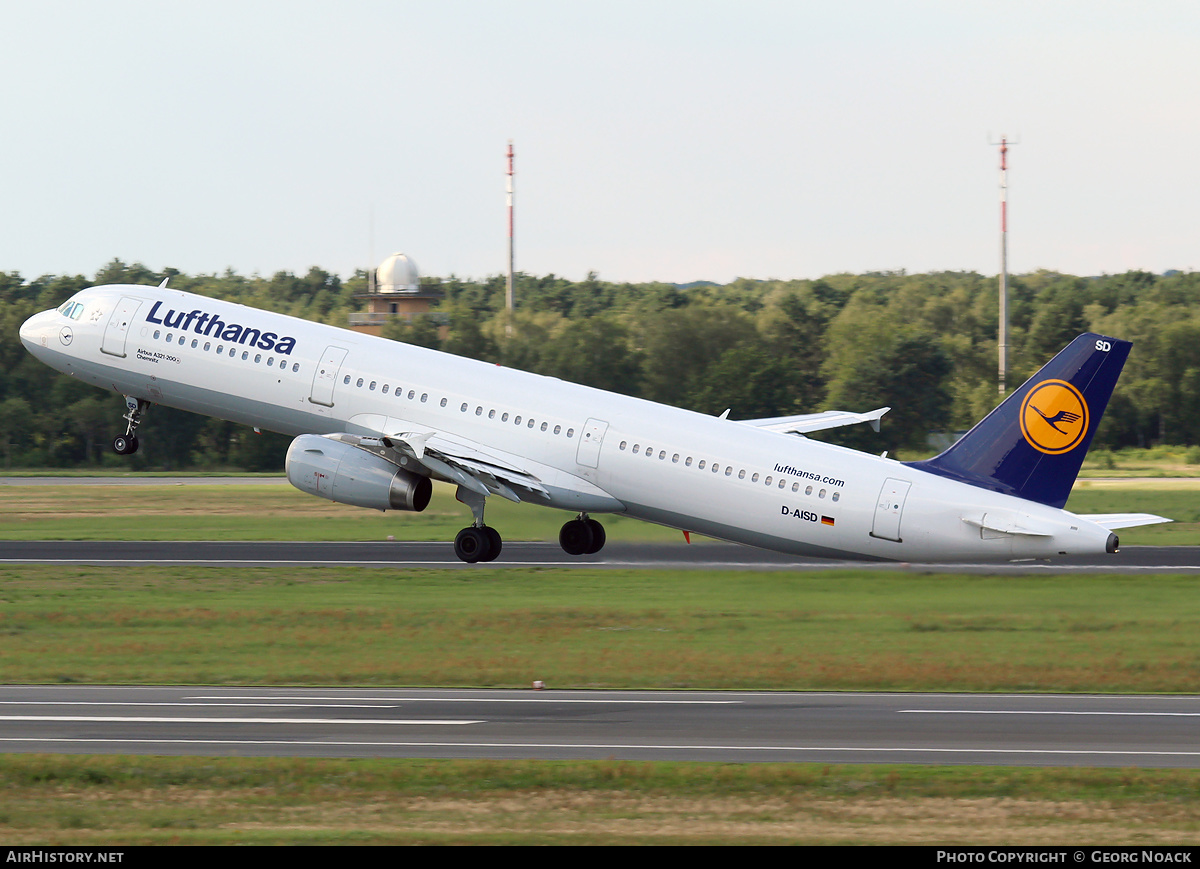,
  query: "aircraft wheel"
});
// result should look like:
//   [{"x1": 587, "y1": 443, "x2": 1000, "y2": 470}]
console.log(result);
[
  {"x1": 480, "y1": 526, "x2": 503, "y2": 562},
  {"x1": 584, "y1": 518, "x2": 606, "y2": 554},
  {"x1": 454, "y1": 527, "x2": 491, "y2": 564},
  {"x1": 113, "y1": 435, "x2": 139, "y2": 455},
  {"x1": 558, "y1": 518, "x2": 595, "y2": 556}
]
